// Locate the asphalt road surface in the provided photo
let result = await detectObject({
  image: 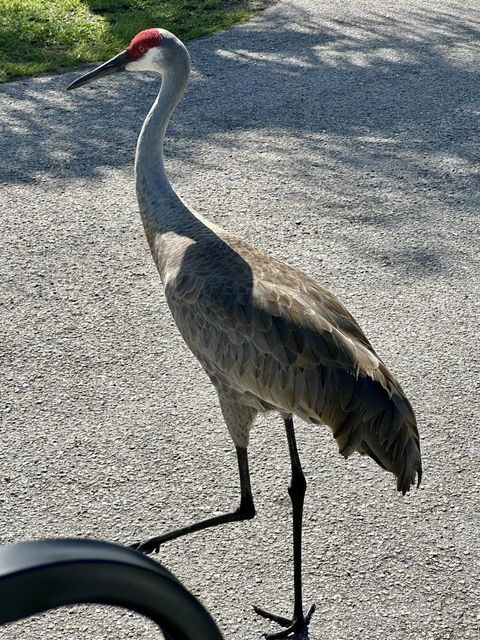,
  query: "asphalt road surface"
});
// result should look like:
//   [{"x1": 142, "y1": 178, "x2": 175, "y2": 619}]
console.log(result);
[{"x1": 0, "y1": 1, "x2": 479, "y2": 639}]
